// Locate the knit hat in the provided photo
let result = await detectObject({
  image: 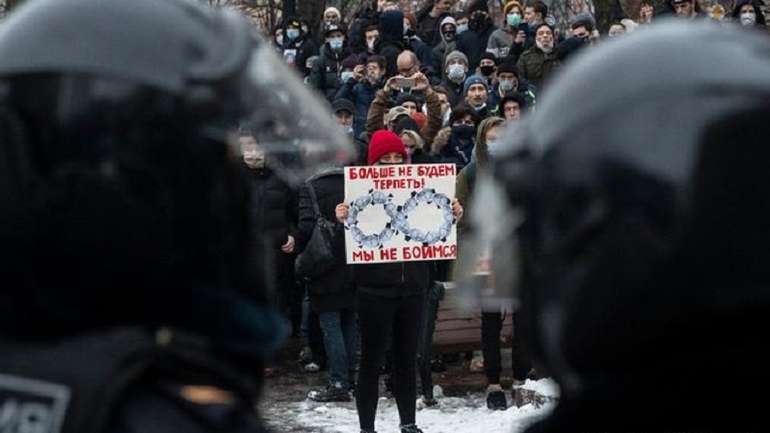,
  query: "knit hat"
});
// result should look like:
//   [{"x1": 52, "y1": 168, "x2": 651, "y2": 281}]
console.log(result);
[
  {"x1": 395, "y1": 92, "x2": 422, "y2": 107},
  {"x1": 331, "y1": 98, "x2": 355, "y2": 115},
  {"x1": 368, "y1": 130, "x2": 407, "y2": 165},
  {"x1": 463, "y1": 75, "x2": 488, "y2": 96},
  {"x1": 503, "y1": 1, "x2": 523, "y2": 16},
  {"x1": 384, "y1": 105, "x2": 411, "y2": 126},
  {"x1": 480, "y1": 51, "x2": 497, "y2": 64},
  {"x1": 324, "y1": 7, "x2": 341, "y2": 20},
  {"x1": 497, "y1": 62, "x2": 520, "y2": 78},
  {"x1": 444, "y1": 50, "x2": 469, "y2": 69}
]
